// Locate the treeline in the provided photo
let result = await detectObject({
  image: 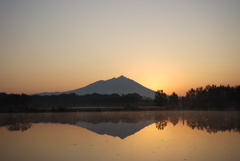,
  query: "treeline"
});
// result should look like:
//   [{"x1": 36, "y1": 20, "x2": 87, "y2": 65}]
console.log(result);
[
  {"x1": 154, "y1": 85, "x2": 240, "y2": 110},
  {"x1": 184, "y1": 85, "x2": 240, "y2": 110},
  {"x1": 0, "y1": 93, "x2": 152, "y2": 112},
  {"x1": 0, "y1": 84, "x2": 239, "y2": 112}
]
